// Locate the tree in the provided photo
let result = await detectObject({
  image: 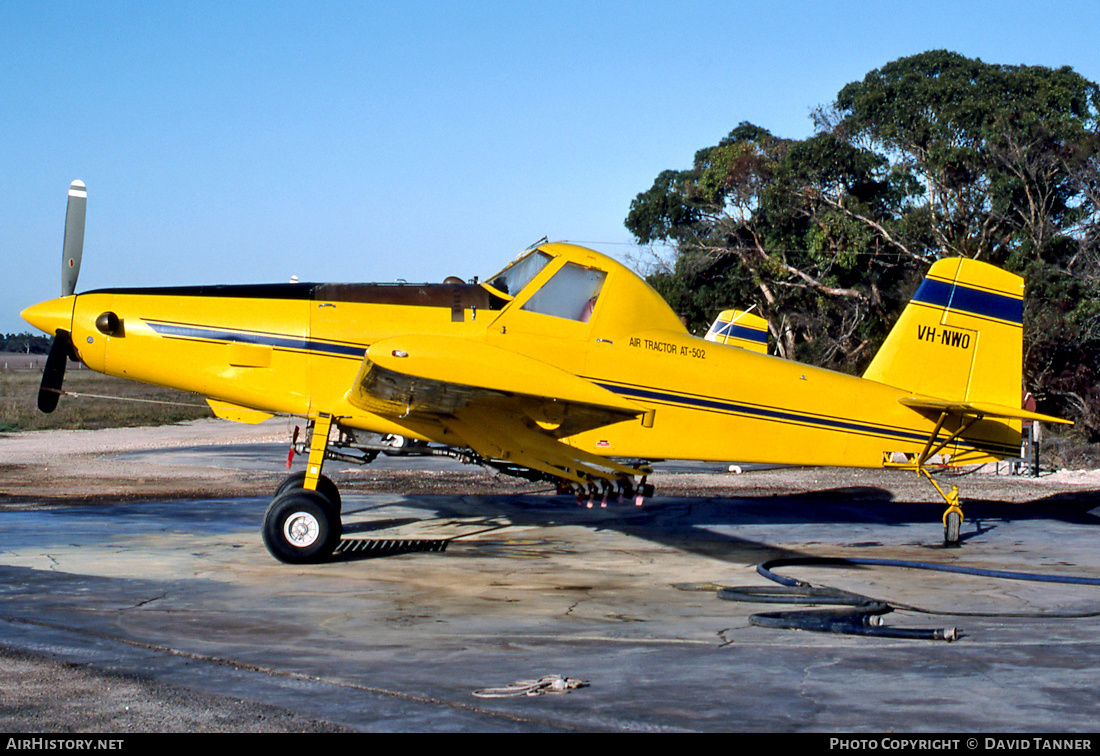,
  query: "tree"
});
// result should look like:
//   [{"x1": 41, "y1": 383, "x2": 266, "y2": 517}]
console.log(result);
[
  {"x1": 626, "y1": 51, "x2": 1100, "y2": 438},
  {"x1": 0, "y1": 333, "x2": 50, "y2": 354},
  {"x1": 831, "y1": 50, "x2": 1100, "y2": 265},
  {"x1": 627, "y1": 123, "x2": 922, "y2": 369}
]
